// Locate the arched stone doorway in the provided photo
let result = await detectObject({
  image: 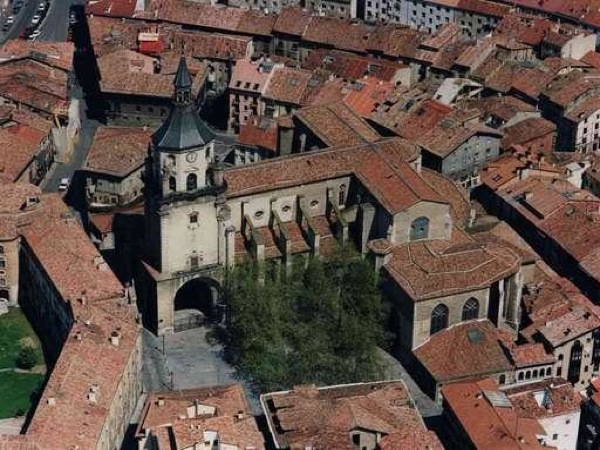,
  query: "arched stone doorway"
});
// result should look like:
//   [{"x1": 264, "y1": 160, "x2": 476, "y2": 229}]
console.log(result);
[{"x1": 173, "y1": 277, "x2": 220, "y2": 332}]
